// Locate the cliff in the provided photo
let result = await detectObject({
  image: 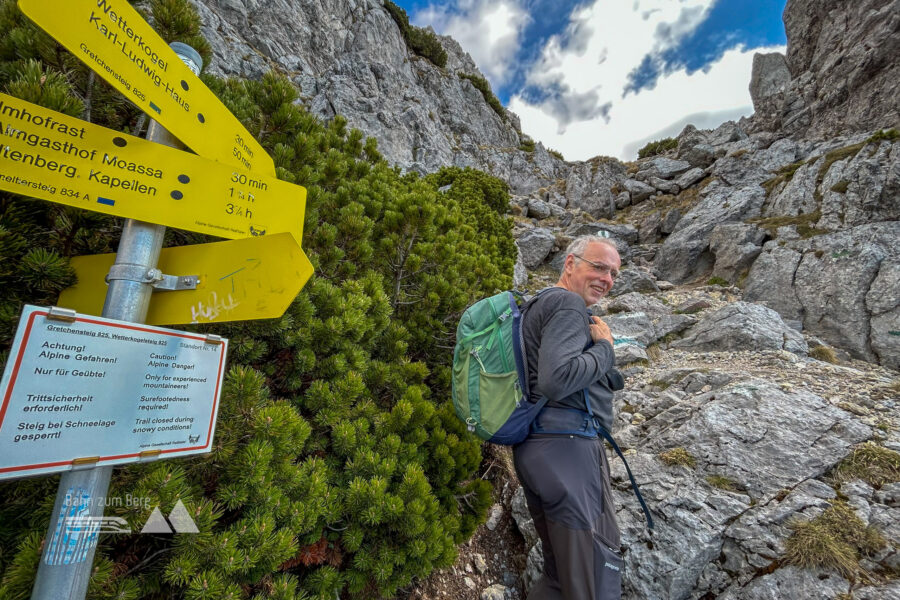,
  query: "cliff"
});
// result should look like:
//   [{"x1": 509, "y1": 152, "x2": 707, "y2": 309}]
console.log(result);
[{"x1": 185, "y1": 1, "x2": 900, "y2": 598}]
